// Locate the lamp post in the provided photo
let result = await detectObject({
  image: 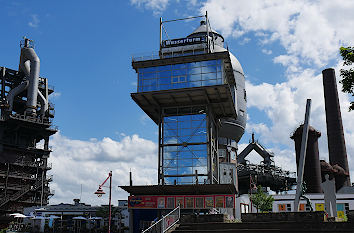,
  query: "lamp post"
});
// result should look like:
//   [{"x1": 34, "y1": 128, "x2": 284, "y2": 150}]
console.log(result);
[{"x1": 94, "y1": 171, "x2": 112, "y2": 233}]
